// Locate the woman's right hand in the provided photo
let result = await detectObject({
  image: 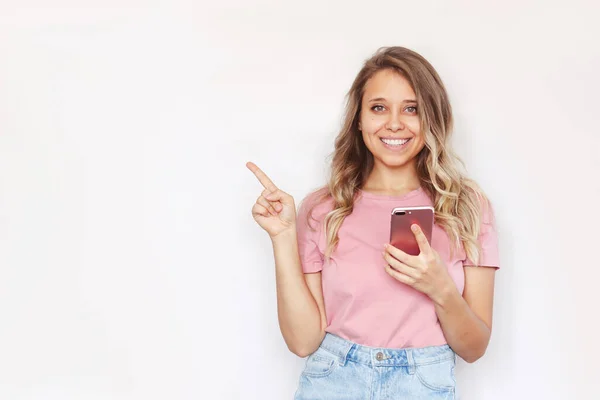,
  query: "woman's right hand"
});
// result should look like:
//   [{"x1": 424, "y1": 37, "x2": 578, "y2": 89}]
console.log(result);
[{"x1": 246, "y1": 162, "x2": 297, "y2": 238}]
